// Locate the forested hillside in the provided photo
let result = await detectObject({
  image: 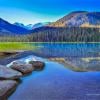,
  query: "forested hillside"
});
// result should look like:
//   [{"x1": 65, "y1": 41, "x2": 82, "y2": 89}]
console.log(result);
[{"x1": 0, "y1": 27, "x2": 100, "y2": 42}]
